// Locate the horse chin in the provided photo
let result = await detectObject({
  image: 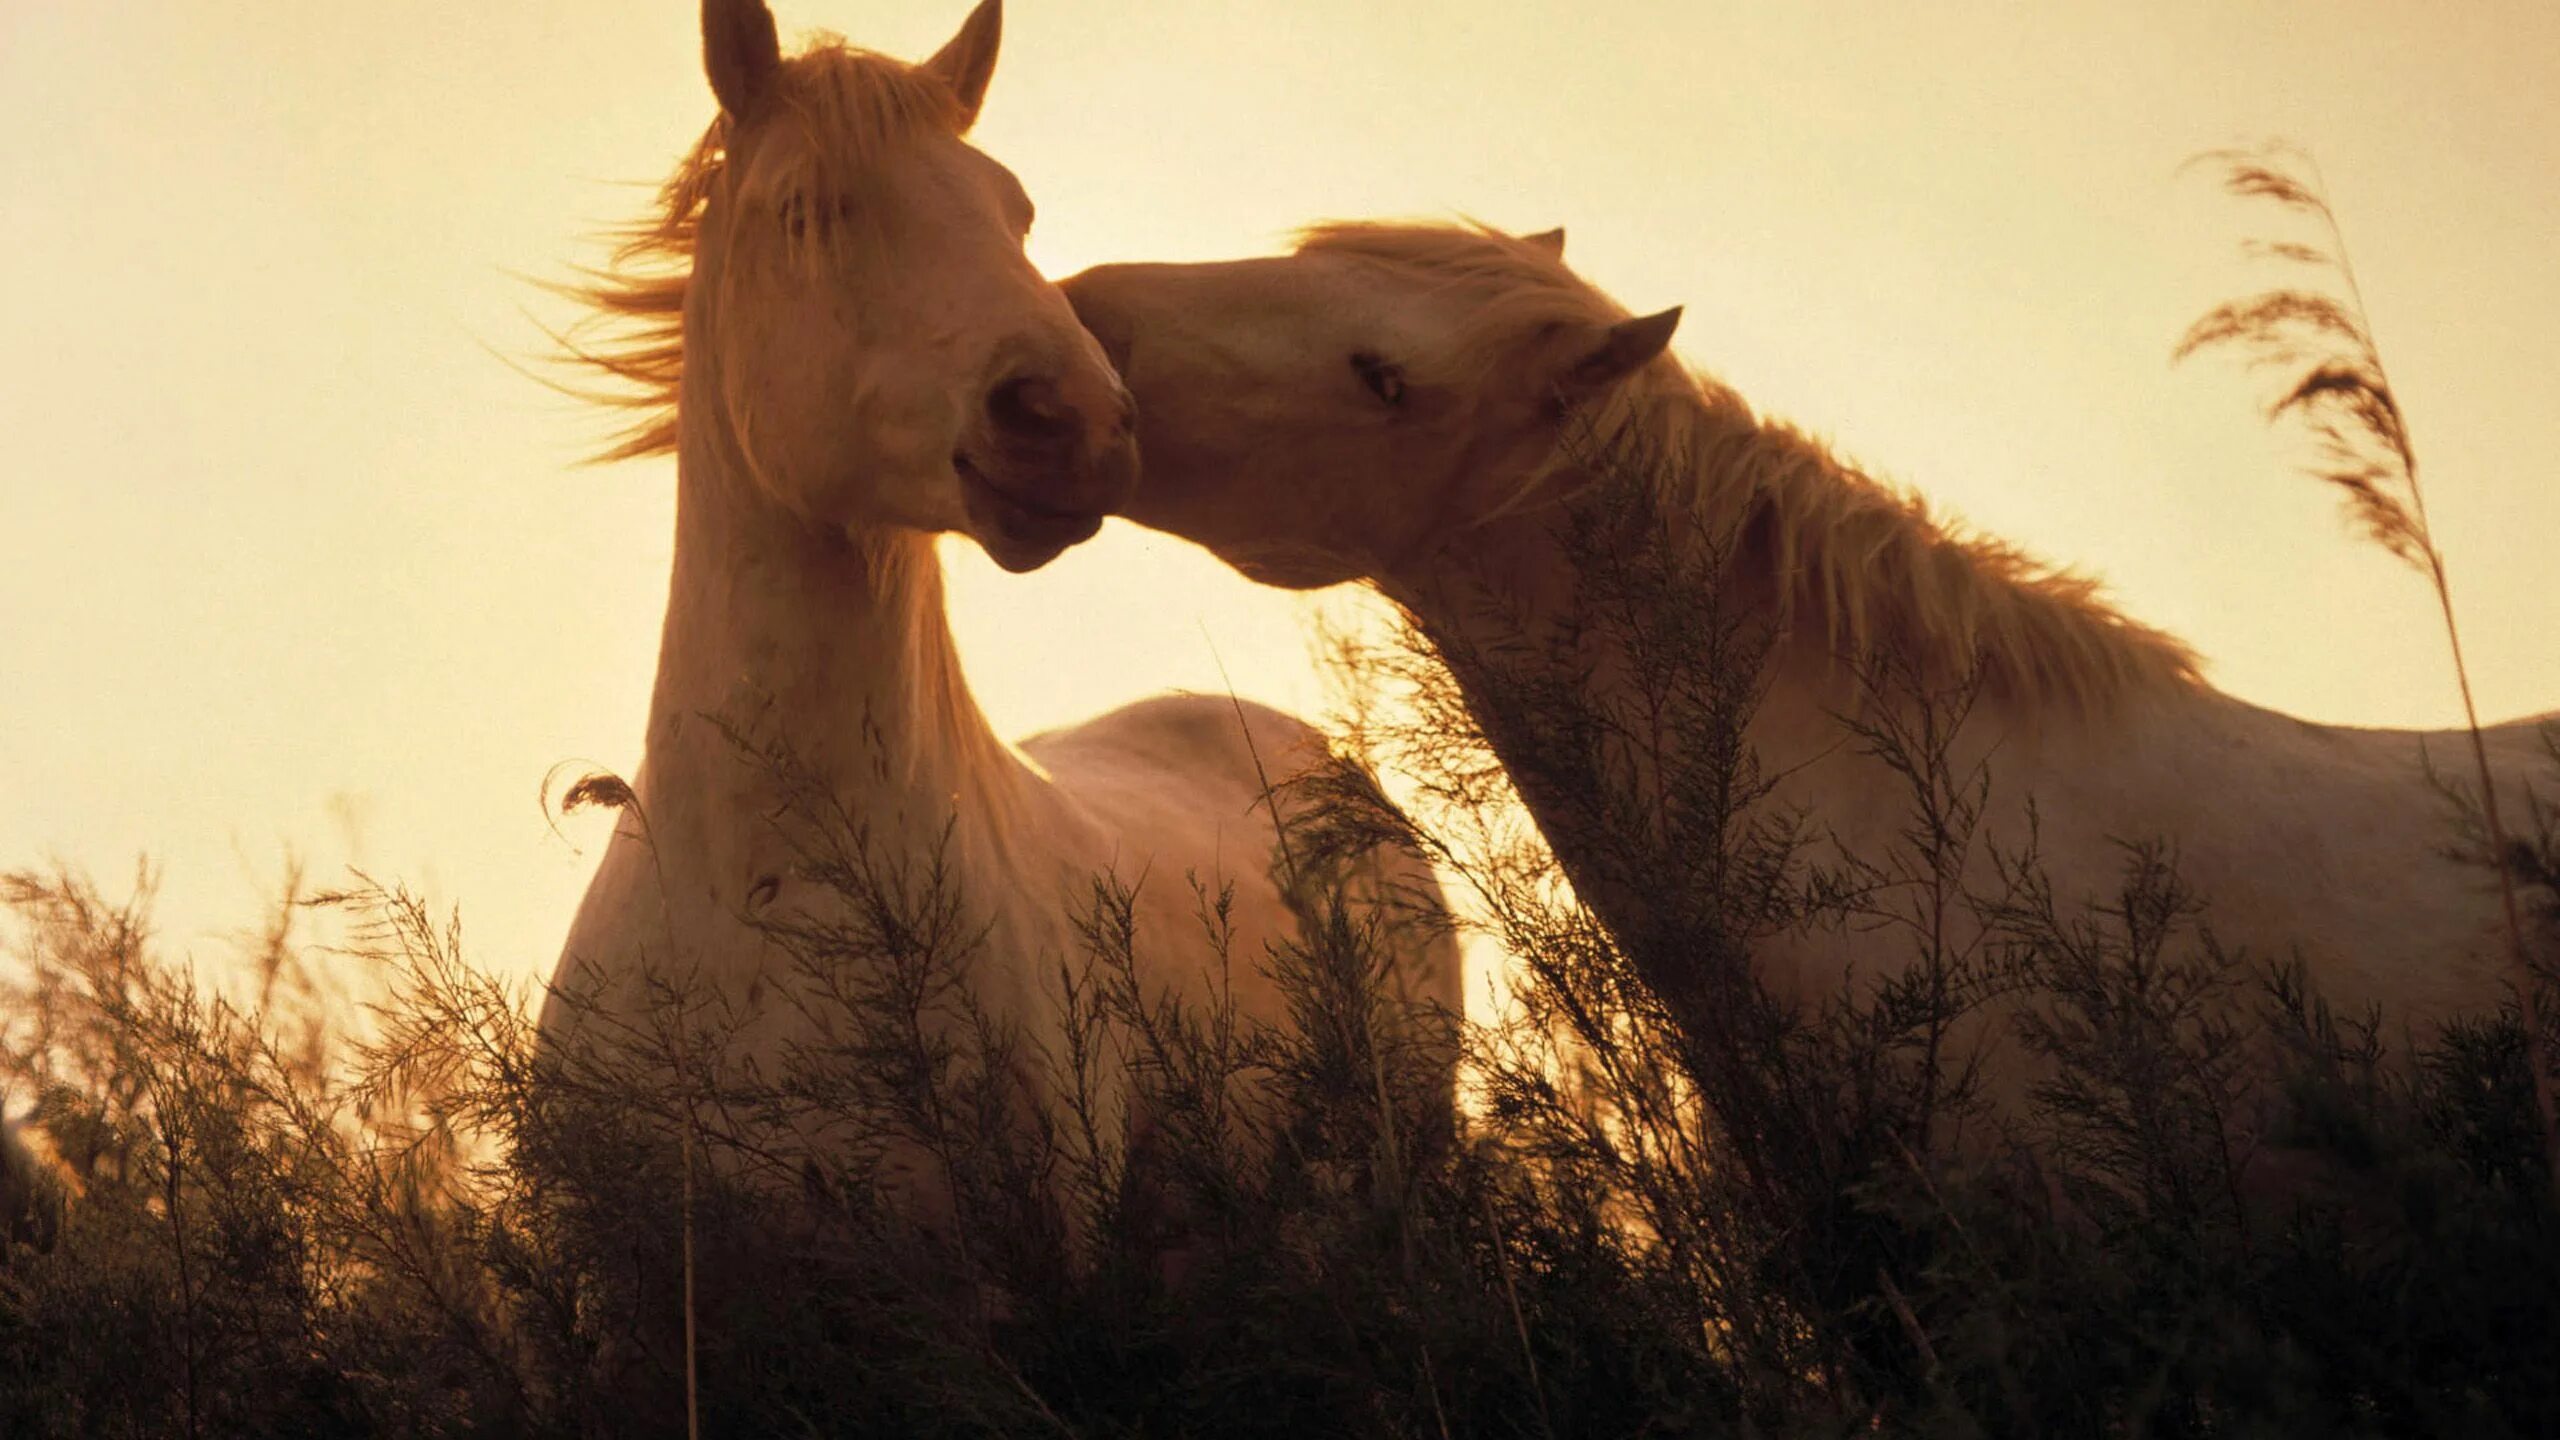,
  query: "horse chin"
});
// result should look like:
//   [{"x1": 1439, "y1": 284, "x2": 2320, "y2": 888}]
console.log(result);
[
  {"x1": 971, "y1": 524, "x2": 1094, "y2": 574},
  {"x1": 954, "y1": 453, "x2": 1105, "y2": 573}
]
